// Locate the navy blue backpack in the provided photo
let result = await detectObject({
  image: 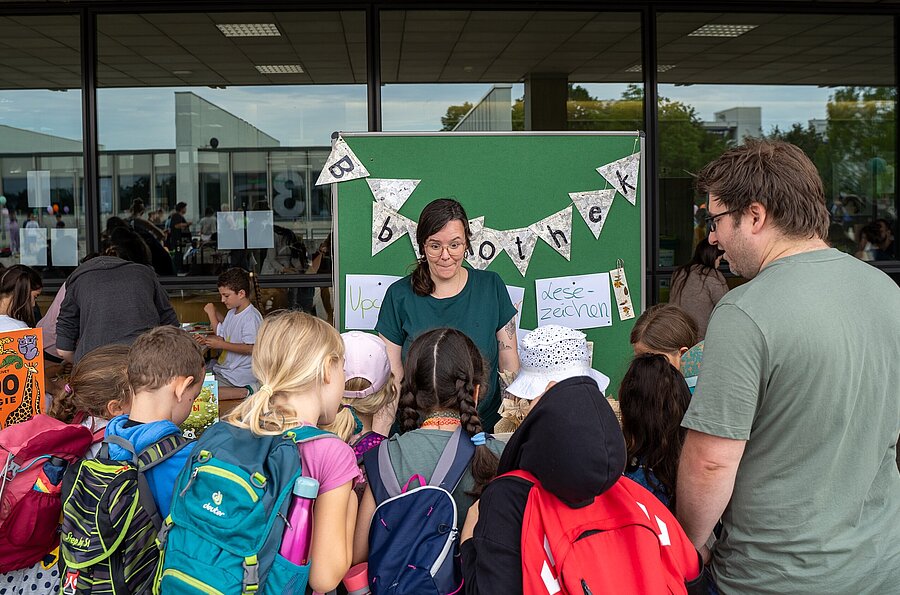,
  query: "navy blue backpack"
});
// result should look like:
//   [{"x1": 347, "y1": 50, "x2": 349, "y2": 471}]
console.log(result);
[{"x1": 363, "y1": 427, "x2": 475, "y2": 595}]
